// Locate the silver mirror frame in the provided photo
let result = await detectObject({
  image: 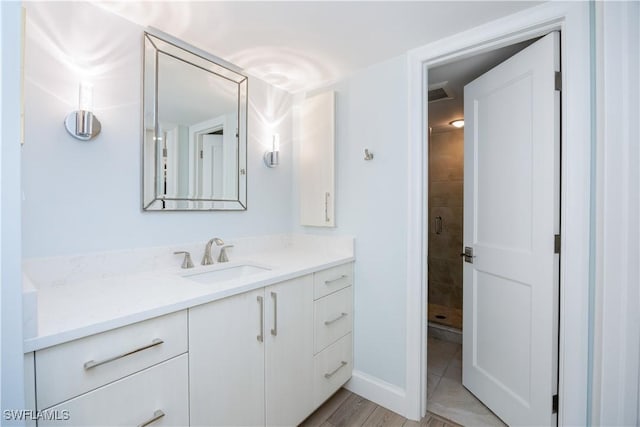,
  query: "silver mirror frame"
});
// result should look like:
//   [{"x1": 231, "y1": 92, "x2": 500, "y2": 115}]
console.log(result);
[{"x1": 142, "y1": 29, "x2": 248, "y2": 211}]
